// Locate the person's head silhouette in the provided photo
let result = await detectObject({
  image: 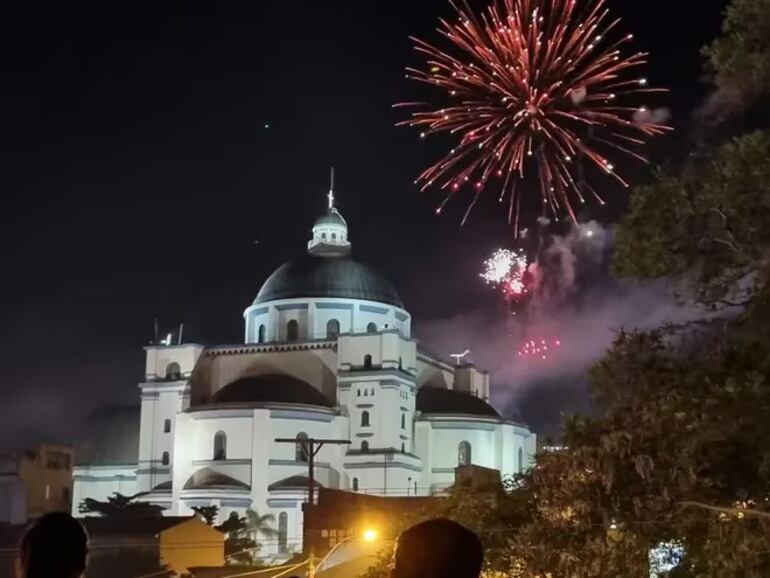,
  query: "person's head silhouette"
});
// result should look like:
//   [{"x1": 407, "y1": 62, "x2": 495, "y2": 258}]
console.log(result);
[
  {"x1": 391, "y1": 518, "x2": 483, "y2": 578},
  {"x1": 17, "y1": 512, "x2": 88, "y2": 578}
]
